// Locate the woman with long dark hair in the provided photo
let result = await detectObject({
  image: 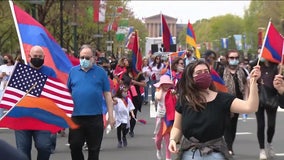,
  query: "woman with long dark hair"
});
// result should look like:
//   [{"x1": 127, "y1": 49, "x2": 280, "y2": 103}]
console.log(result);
[{"x1": 168, "y1": 60, "x2": 261, "y2": 160}]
